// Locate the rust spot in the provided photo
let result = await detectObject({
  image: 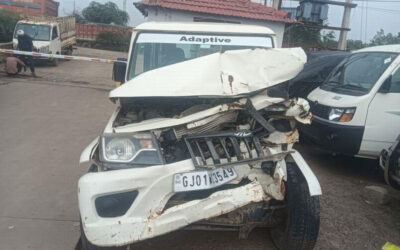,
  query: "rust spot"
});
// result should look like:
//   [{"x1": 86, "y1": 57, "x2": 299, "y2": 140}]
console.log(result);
[
  {"x1": 228, "y1": 75, "x2": 234, "y2": 93},
  {"x1": 226, "y1": 102, "x2": 245, "y2": 109},
  {"x1": 280, "y1": 181, "x2": 286, "y2": 195}
]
